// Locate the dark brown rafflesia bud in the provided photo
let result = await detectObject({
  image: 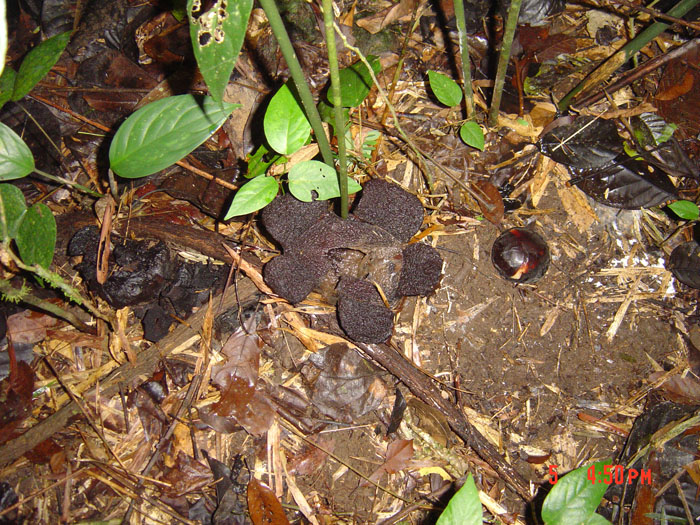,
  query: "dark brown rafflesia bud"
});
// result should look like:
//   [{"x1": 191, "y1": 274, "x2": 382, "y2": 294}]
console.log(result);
[{"x1": 491, "y1": 228, "x2": 550, "y2": 284}]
